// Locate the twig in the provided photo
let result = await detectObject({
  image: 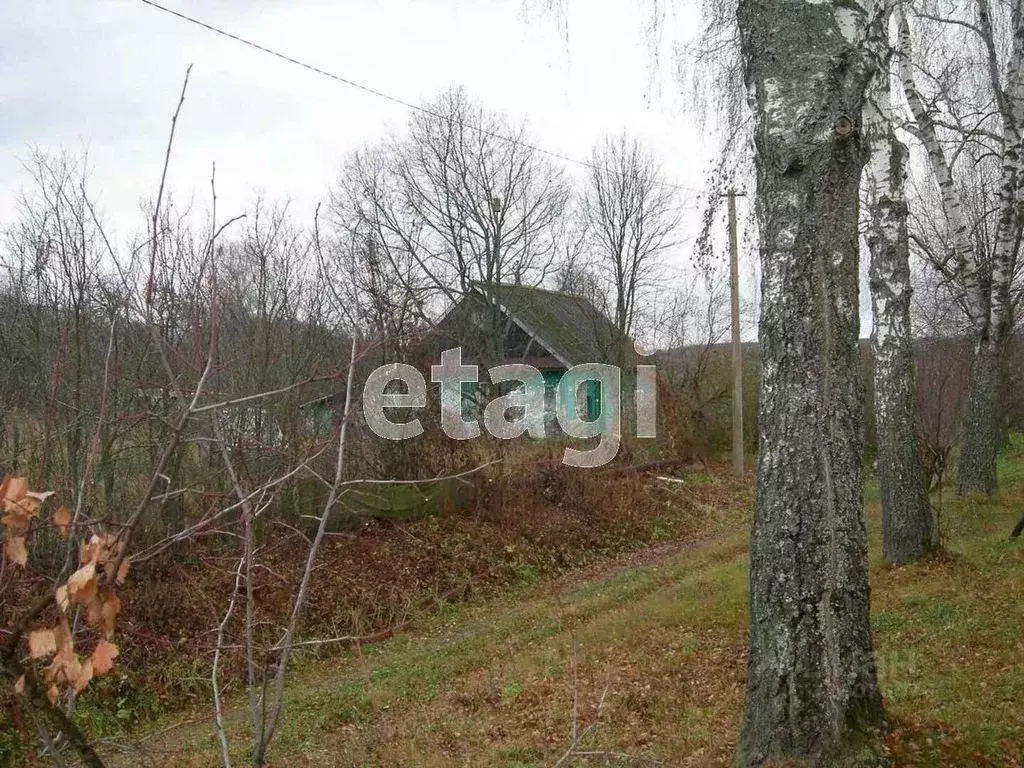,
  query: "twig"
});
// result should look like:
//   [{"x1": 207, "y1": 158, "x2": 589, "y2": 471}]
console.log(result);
[
  {"x1": 146, "y1": 64, "x2": 192, "y2": 312},
  {"x1": 208, "y1": 379, "x2": 265, "y2": 754},
  {"x1": 1, "y1": 656, "x2": 103, "y2": 768},
  {"x1": 211, "y1": 554, "x2": 245, "y2": 768},
  {"x1": 62, "y1": 318, "x2": 117, "y2": 577},
  {"x1": 255, "y1": 331, "x2": 361, "y2": 765}
]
